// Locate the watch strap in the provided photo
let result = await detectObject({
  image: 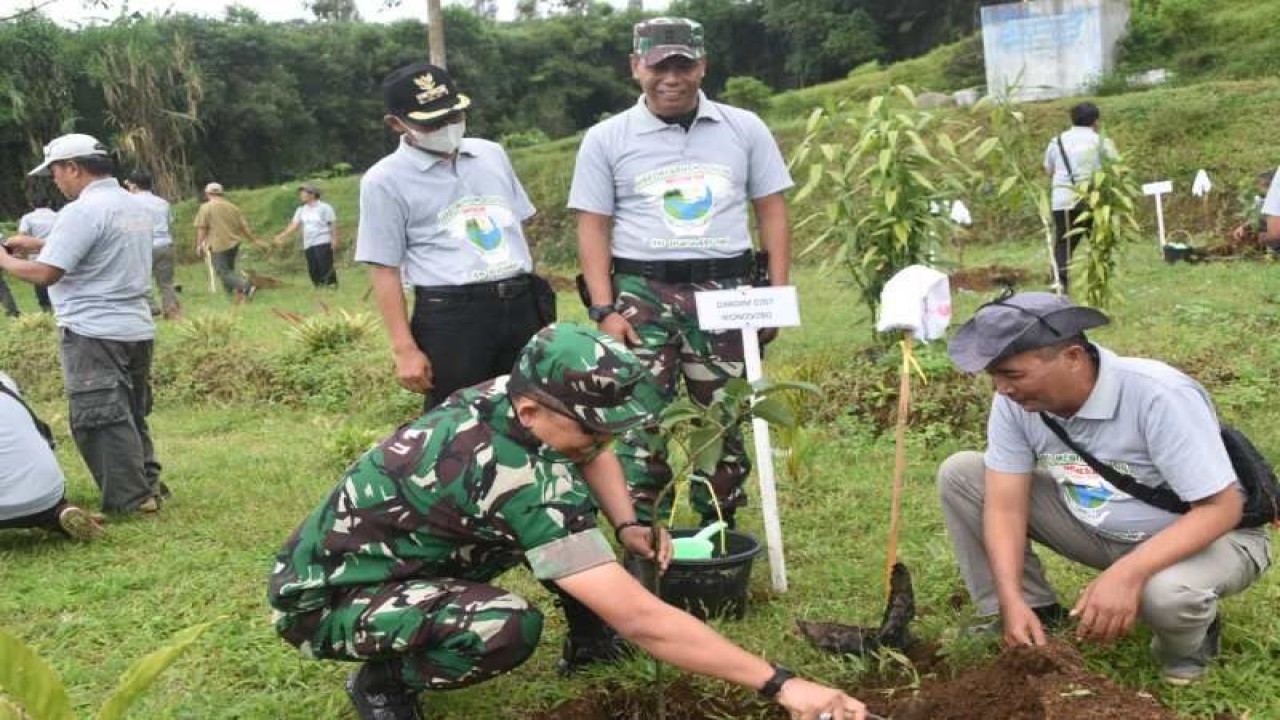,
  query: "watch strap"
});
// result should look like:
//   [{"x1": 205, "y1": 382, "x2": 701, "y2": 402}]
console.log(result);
[{"x1": 758, "y1": 662, "x2": 794, "y2": 700}]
